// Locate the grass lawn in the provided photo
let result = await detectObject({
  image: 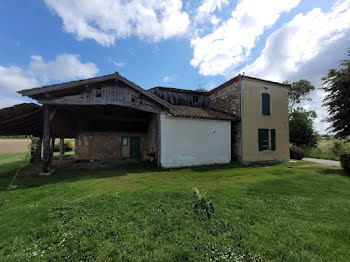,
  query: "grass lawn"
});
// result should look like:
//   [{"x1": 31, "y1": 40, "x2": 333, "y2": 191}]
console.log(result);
[{"x1": 0, "y1": 154, "x2": 349, "y2": 261}]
